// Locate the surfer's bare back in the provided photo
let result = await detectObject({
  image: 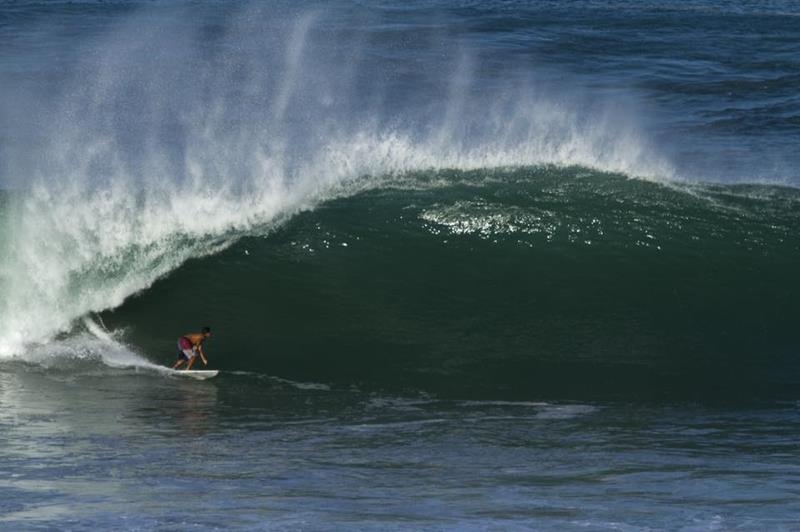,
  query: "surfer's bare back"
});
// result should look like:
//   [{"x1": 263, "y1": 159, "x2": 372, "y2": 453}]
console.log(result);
[{"x1": 172, "y1": 326, "x2": 212, "y2": 370}]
